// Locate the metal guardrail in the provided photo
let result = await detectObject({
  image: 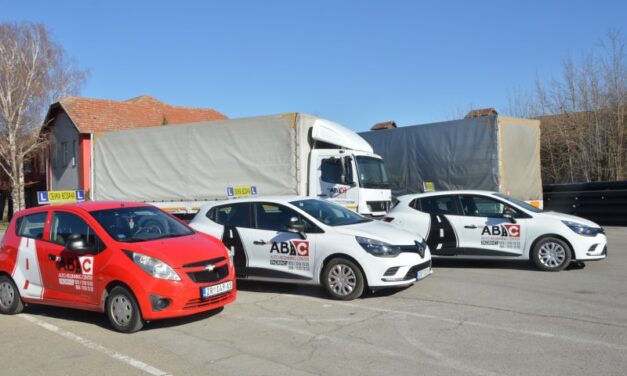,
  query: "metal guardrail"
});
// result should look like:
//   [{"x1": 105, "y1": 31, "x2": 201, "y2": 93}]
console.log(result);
[{"x1": 543, "y1": 181, "x2": 627, "y2": 226}]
